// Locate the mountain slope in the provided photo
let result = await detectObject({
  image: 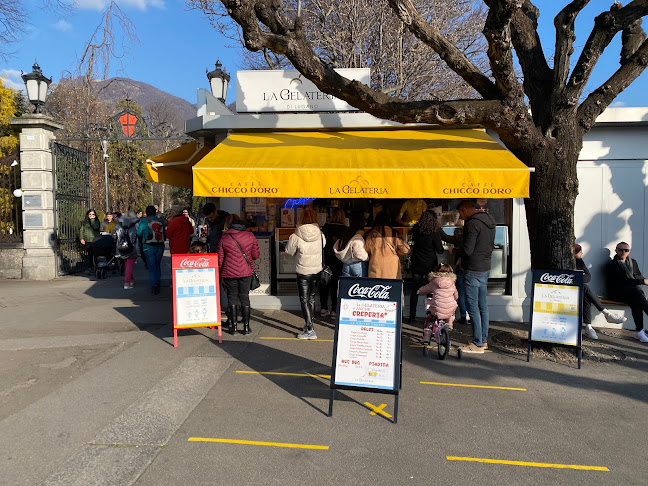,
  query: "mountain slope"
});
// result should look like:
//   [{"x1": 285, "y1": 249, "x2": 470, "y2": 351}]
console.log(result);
[{"x1": 92, "y1": 77, "x2": 197, "y2": 133}]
